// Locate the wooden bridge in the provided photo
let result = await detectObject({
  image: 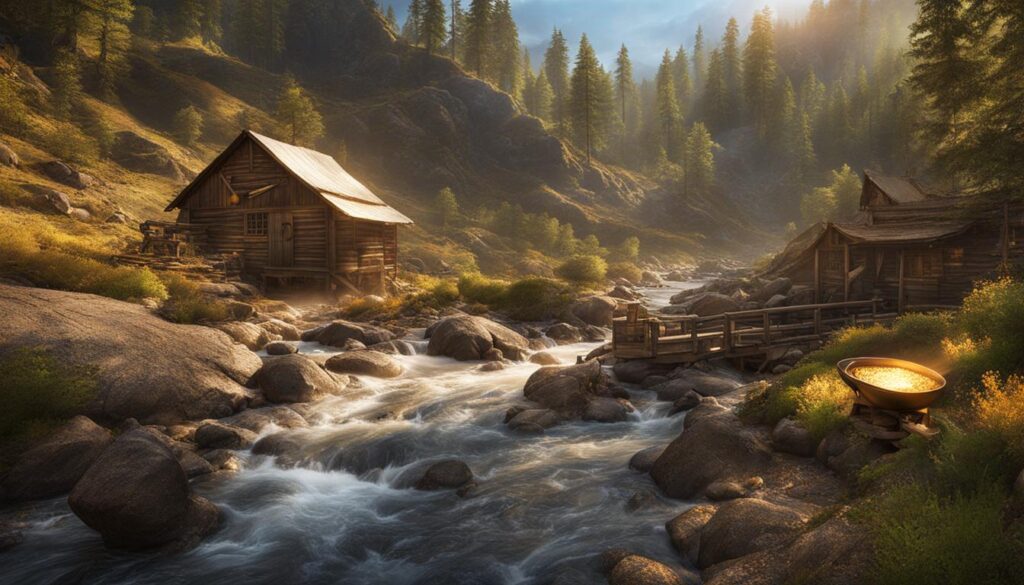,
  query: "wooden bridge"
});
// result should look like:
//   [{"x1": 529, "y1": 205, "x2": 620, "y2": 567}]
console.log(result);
[{"x1": 611, "y1": 299, "x2": 897, "y2": 364}]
